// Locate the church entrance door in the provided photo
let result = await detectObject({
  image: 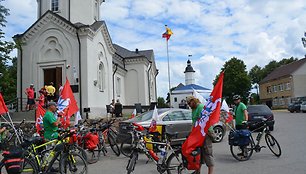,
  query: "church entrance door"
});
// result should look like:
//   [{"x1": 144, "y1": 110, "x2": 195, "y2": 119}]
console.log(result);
[{"x1": 44, "y1": 67, "x2": 62, "y2": 96}]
